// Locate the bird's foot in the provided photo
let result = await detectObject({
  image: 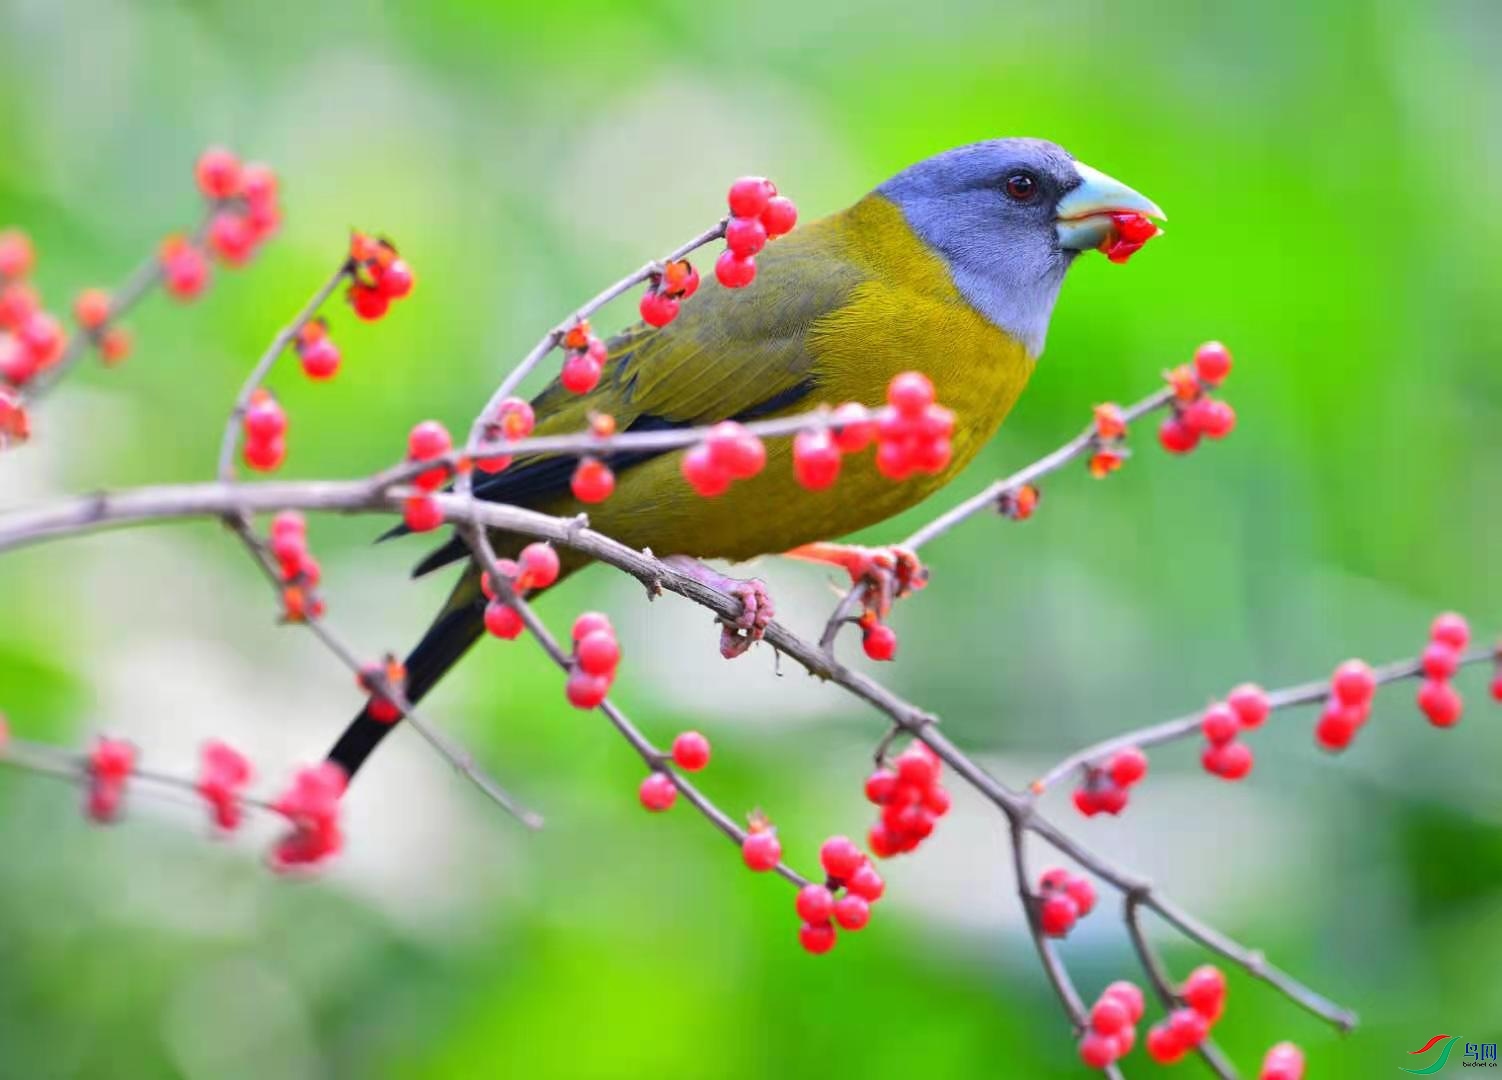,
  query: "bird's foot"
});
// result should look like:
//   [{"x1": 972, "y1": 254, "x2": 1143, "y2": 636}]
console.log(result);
[
  {"x1": 786, "y1": 542, "x2": 927, "y2": 619},
  {"x1": 662, "y1": 555, "x2": 775, "y2": 659}
]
